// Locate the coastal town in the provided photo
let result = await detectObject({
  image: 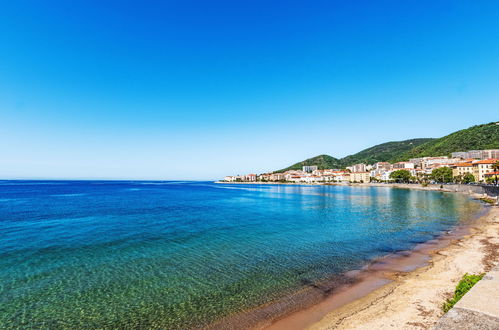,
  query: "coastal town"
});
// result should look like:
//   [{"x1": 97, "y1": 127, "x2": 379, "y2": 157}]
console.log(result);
[{"x1": 223, "y1": 149, "x2": 499, "y2": 184}]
